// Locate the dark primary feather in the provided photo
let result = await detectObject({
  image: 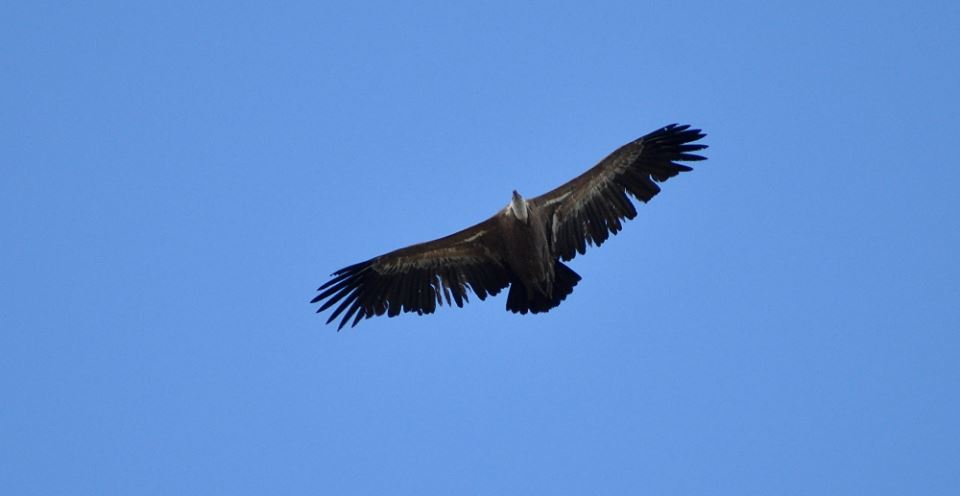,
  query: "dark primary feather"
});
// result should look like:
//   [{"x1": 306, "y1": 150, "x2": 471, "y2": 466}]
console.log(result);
[
  {"x1": 311, "y1": 216, "x2": 510, "y2": 329},
  {"x1": 531, "y1": 124, "x2": 707, "y2": 261}
]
